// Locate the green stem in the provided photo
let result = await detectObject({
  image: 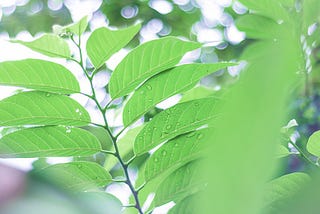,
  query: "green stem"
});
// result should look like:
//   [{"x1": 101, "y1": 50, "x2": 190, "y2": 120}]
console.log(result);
[
  {"x1": 71, "y1": 36, "x2": 144, "y2": 214},
  {"x1": 289, "y1": 141, "x2": 318, "y2": 167}
]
